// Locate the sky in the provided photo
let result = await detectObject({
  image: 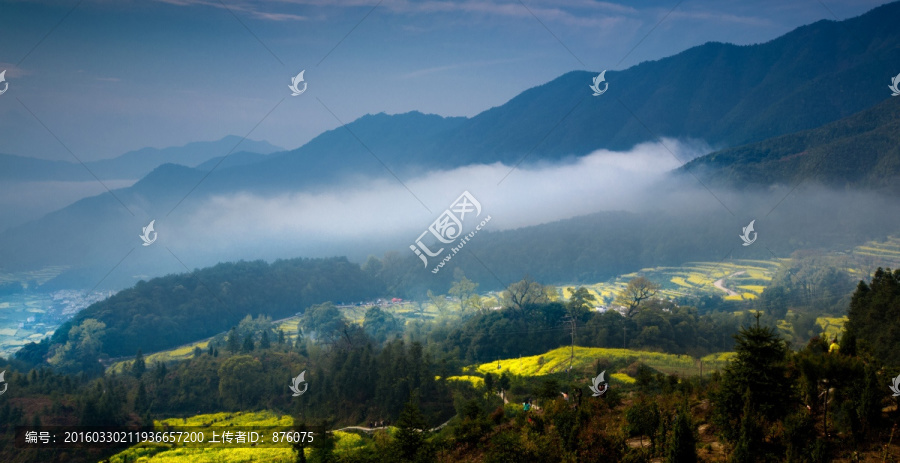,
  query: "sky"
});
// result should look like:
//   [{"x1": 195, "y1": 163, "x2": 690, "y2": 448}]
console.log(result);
[{"x1": 0, "y1": 0, "x2": 889, "y2": 162}]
